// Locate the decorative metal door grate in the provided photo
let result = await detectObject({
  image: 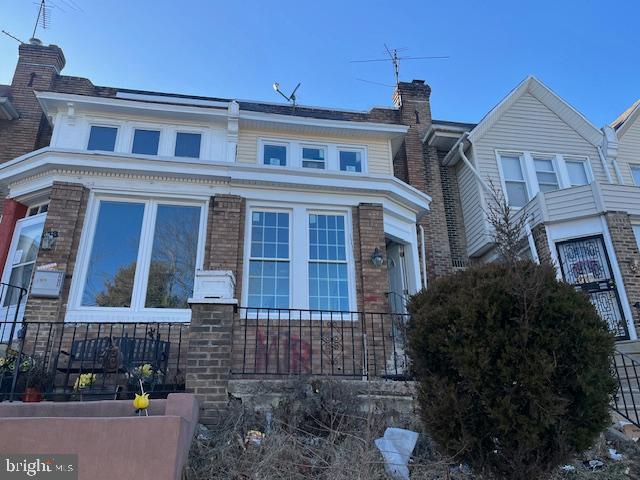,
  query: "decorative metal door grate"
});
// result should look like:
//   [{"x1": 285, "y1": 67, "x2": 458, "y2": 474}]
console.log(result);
[{"x1": 556, "y1": 235, "x2": 629, "y2": 340}]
